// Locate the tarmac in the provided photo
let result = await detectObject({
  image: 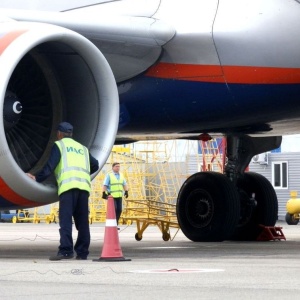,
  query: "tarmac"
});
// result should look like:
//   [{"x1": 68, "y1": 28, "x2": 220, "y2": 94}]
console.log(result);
[{"x1": 0, "y1": 221, "x2": 300, "y2": 299}]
